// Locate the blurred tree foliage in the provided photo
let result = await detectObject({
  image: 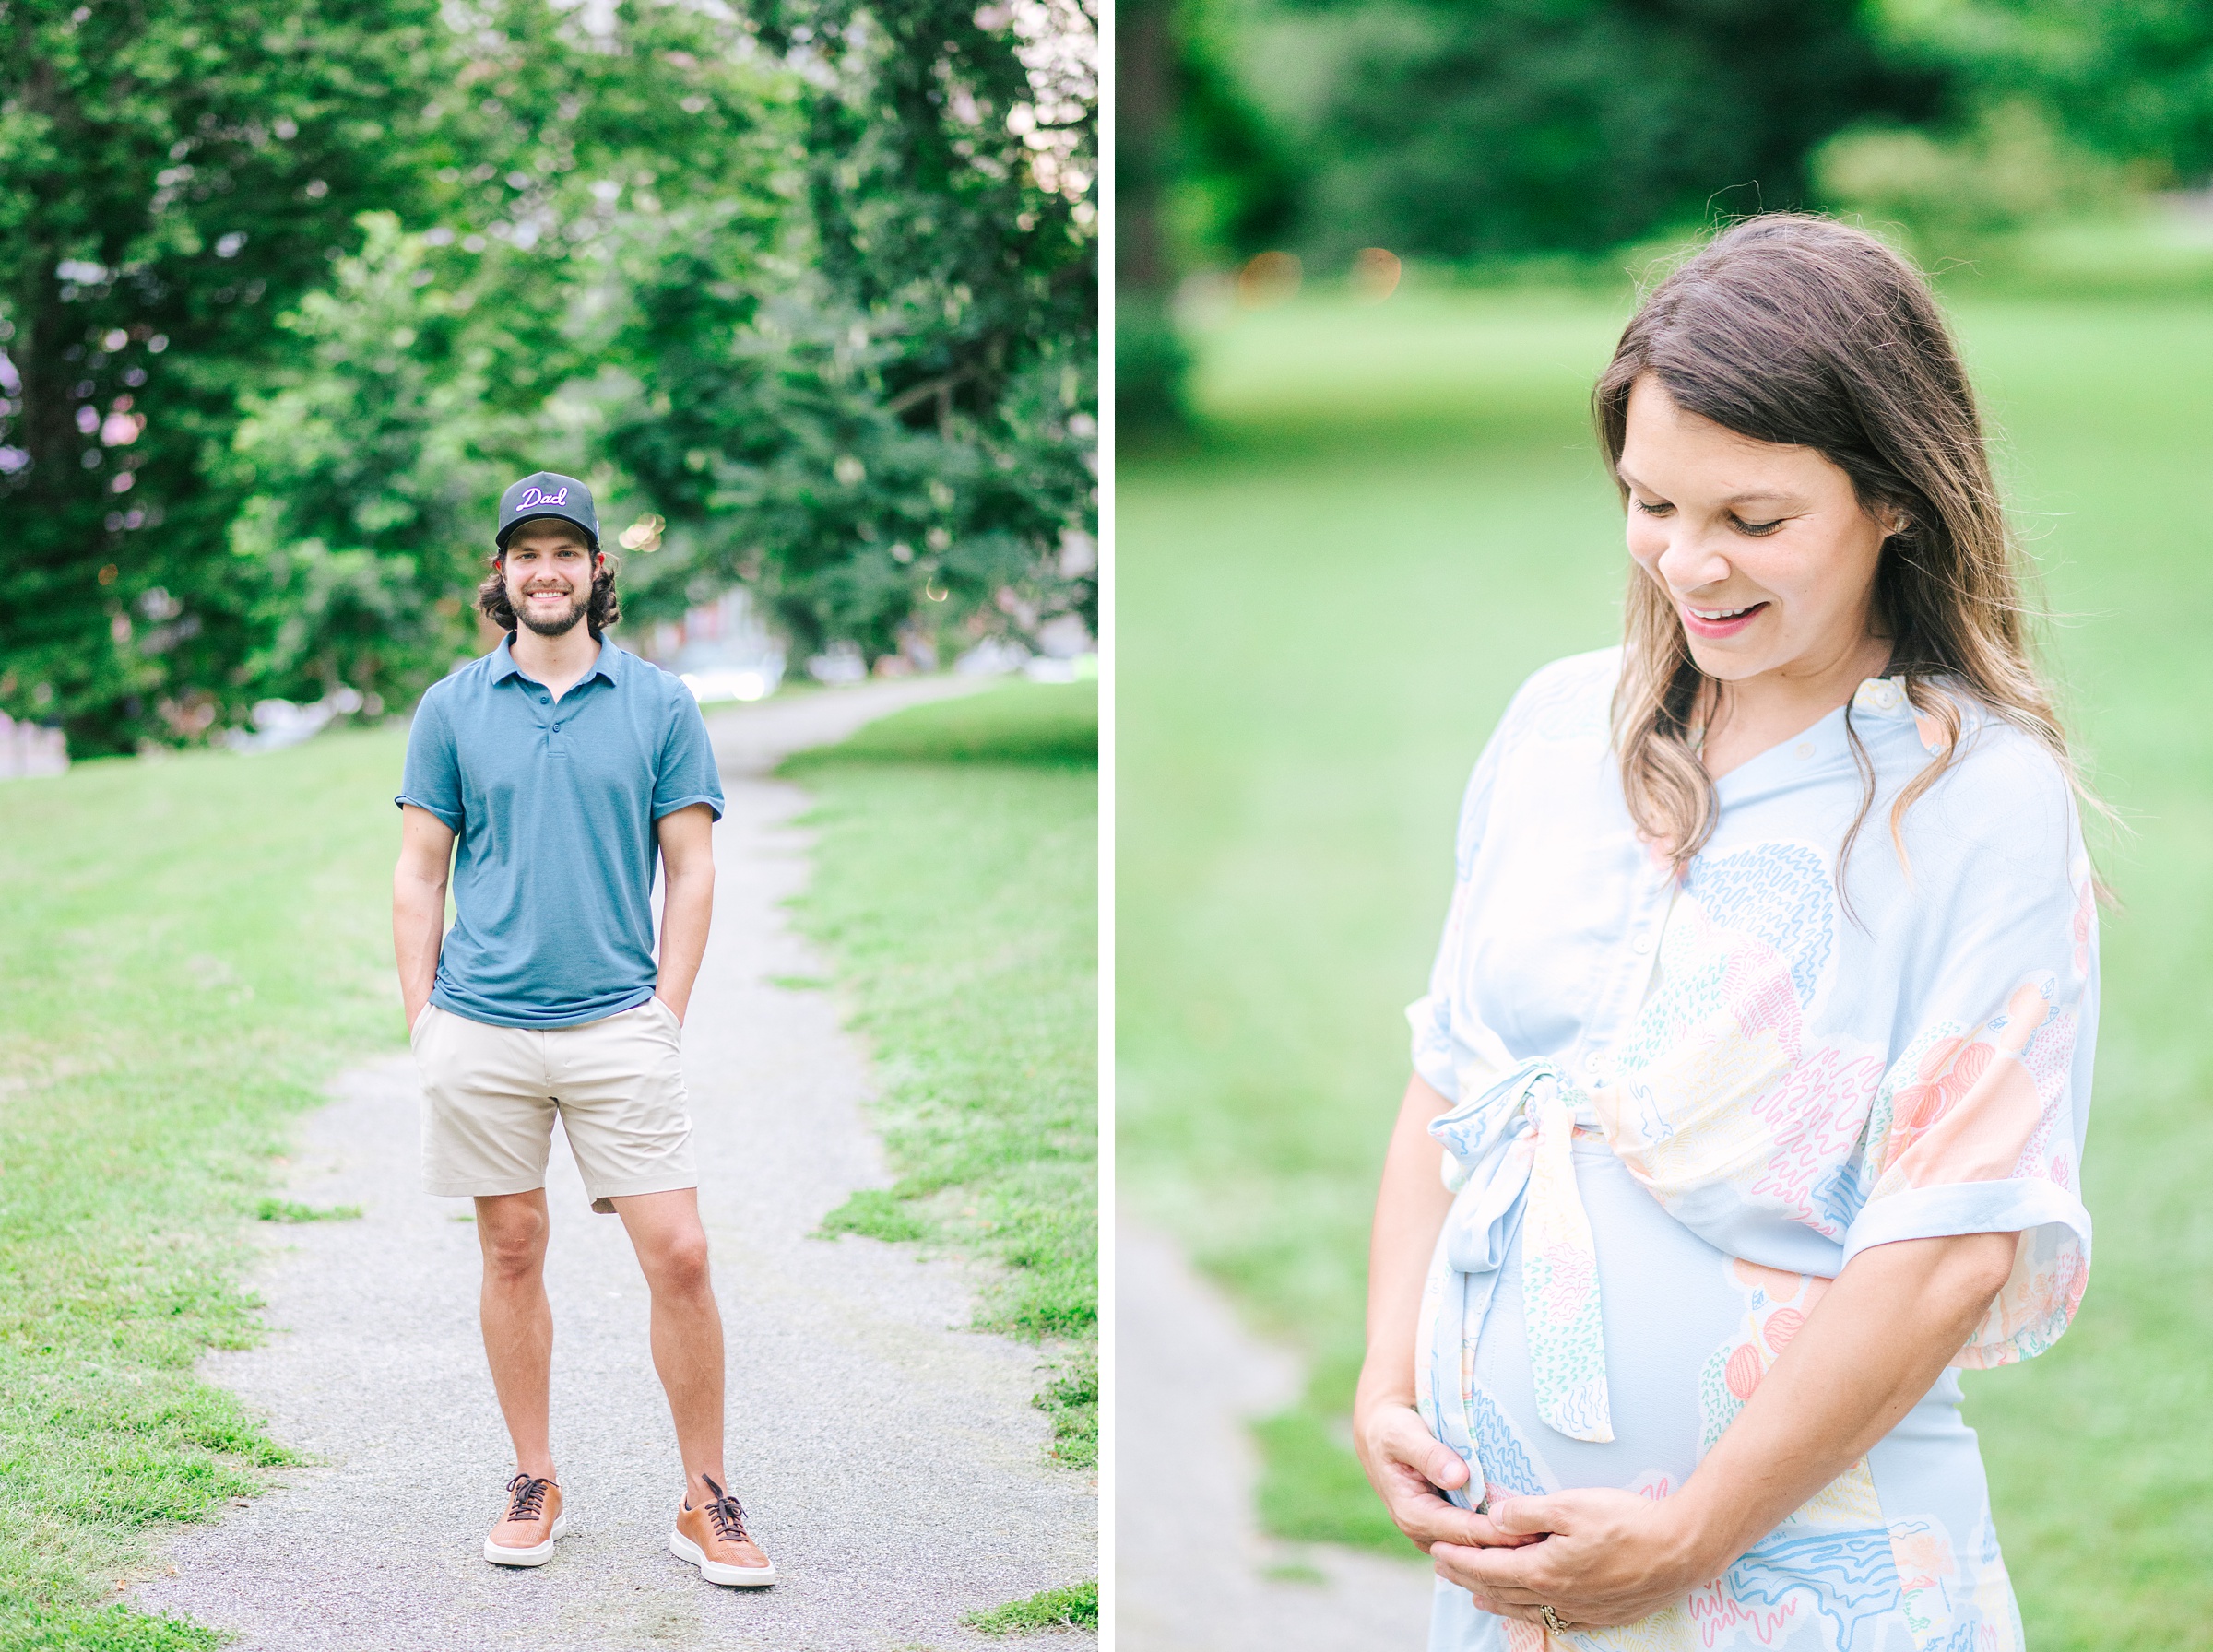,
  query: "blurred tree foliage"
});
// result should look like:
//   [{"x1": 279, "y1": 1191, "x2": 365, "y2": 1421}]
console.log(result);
[
  {"x1": 1122, "y1": 0, "x2": 2213, "y2": 431},
  {"x1": 1, "y1": 0, "x2": 1095, "y2": 756},
  {"x1": 609, "y1": 0, "x2": 1098, "y2": 660},
  {"x1": 1115, "y1": 0, "x2": 1936, "y2": 428},
  {"x1": 0, "y1": 0, "x2": 449, "y2": 752},
  {"x1": 1256, "y1": 0, "x2": 1937, "y2": 262},
  {"x1": 1813, "y1": 0, "x2": 2213, "y2": 261},
  {"x1": 1867, "y1": 0, "x2": 2213, "y2": 185},
  {"x1": 1117, "y1": 0, "x2": 1294, "y2": 436}
]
